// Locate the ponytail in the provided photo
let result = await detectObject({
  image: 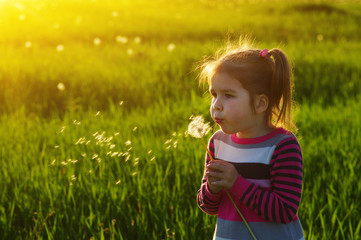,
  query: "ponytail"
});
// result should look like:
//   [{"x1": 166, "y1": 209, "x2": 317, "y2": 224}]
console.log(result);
[{"x1": 269, "y1": 48, "x2": 294, "y2": 129}]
